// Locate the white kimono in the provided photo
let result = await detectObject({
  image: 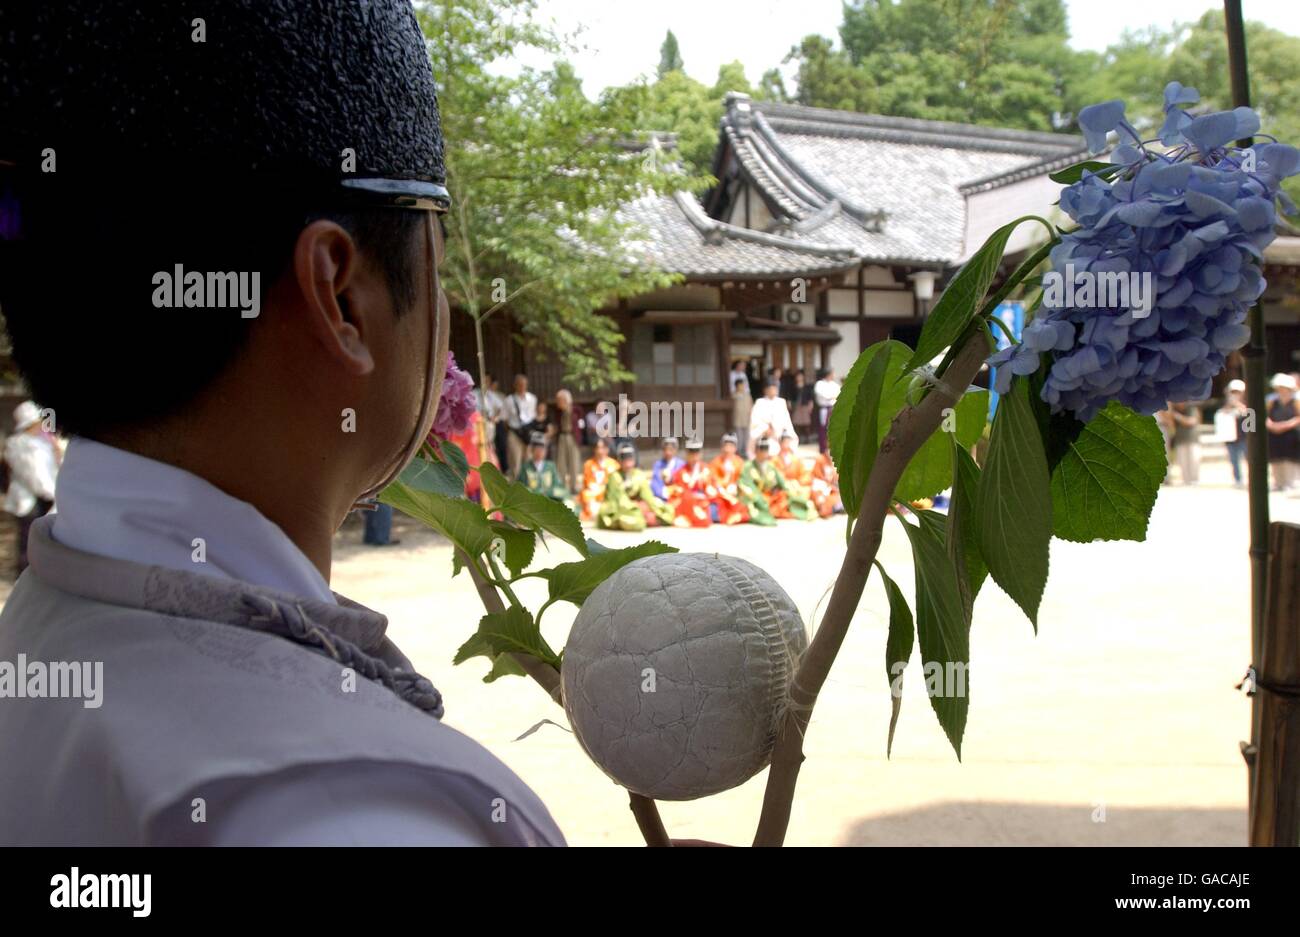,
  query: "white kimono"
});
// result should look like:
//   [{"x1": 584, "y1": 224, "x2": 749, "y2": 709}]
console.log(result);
[
  {"x1": 749, "y1": 395, "x2": 796, "y2": 447},
  {"x1": 0, "y1": 439, "x2": 564, "y2": 846}
]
